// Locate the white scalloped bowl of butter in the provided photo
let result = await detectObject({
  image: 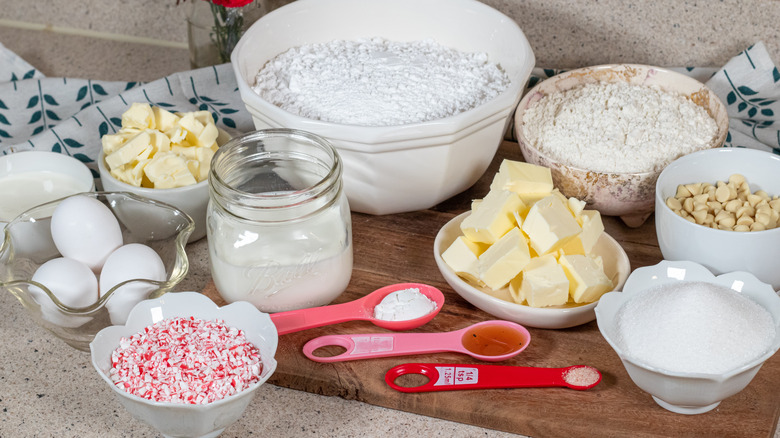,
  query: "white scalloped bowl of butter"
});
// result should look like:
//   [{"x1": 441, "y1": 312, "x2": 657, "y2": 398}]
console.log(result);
[
  {"x1": 435, "y1": 212, "x2": 630, "y2": 329},
  {"x1": 231, "y1": 0, "x2": 535, "y2": 215},
  {"x1": 97, "y1": 103, "x2": 234, "y2": 242}
]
